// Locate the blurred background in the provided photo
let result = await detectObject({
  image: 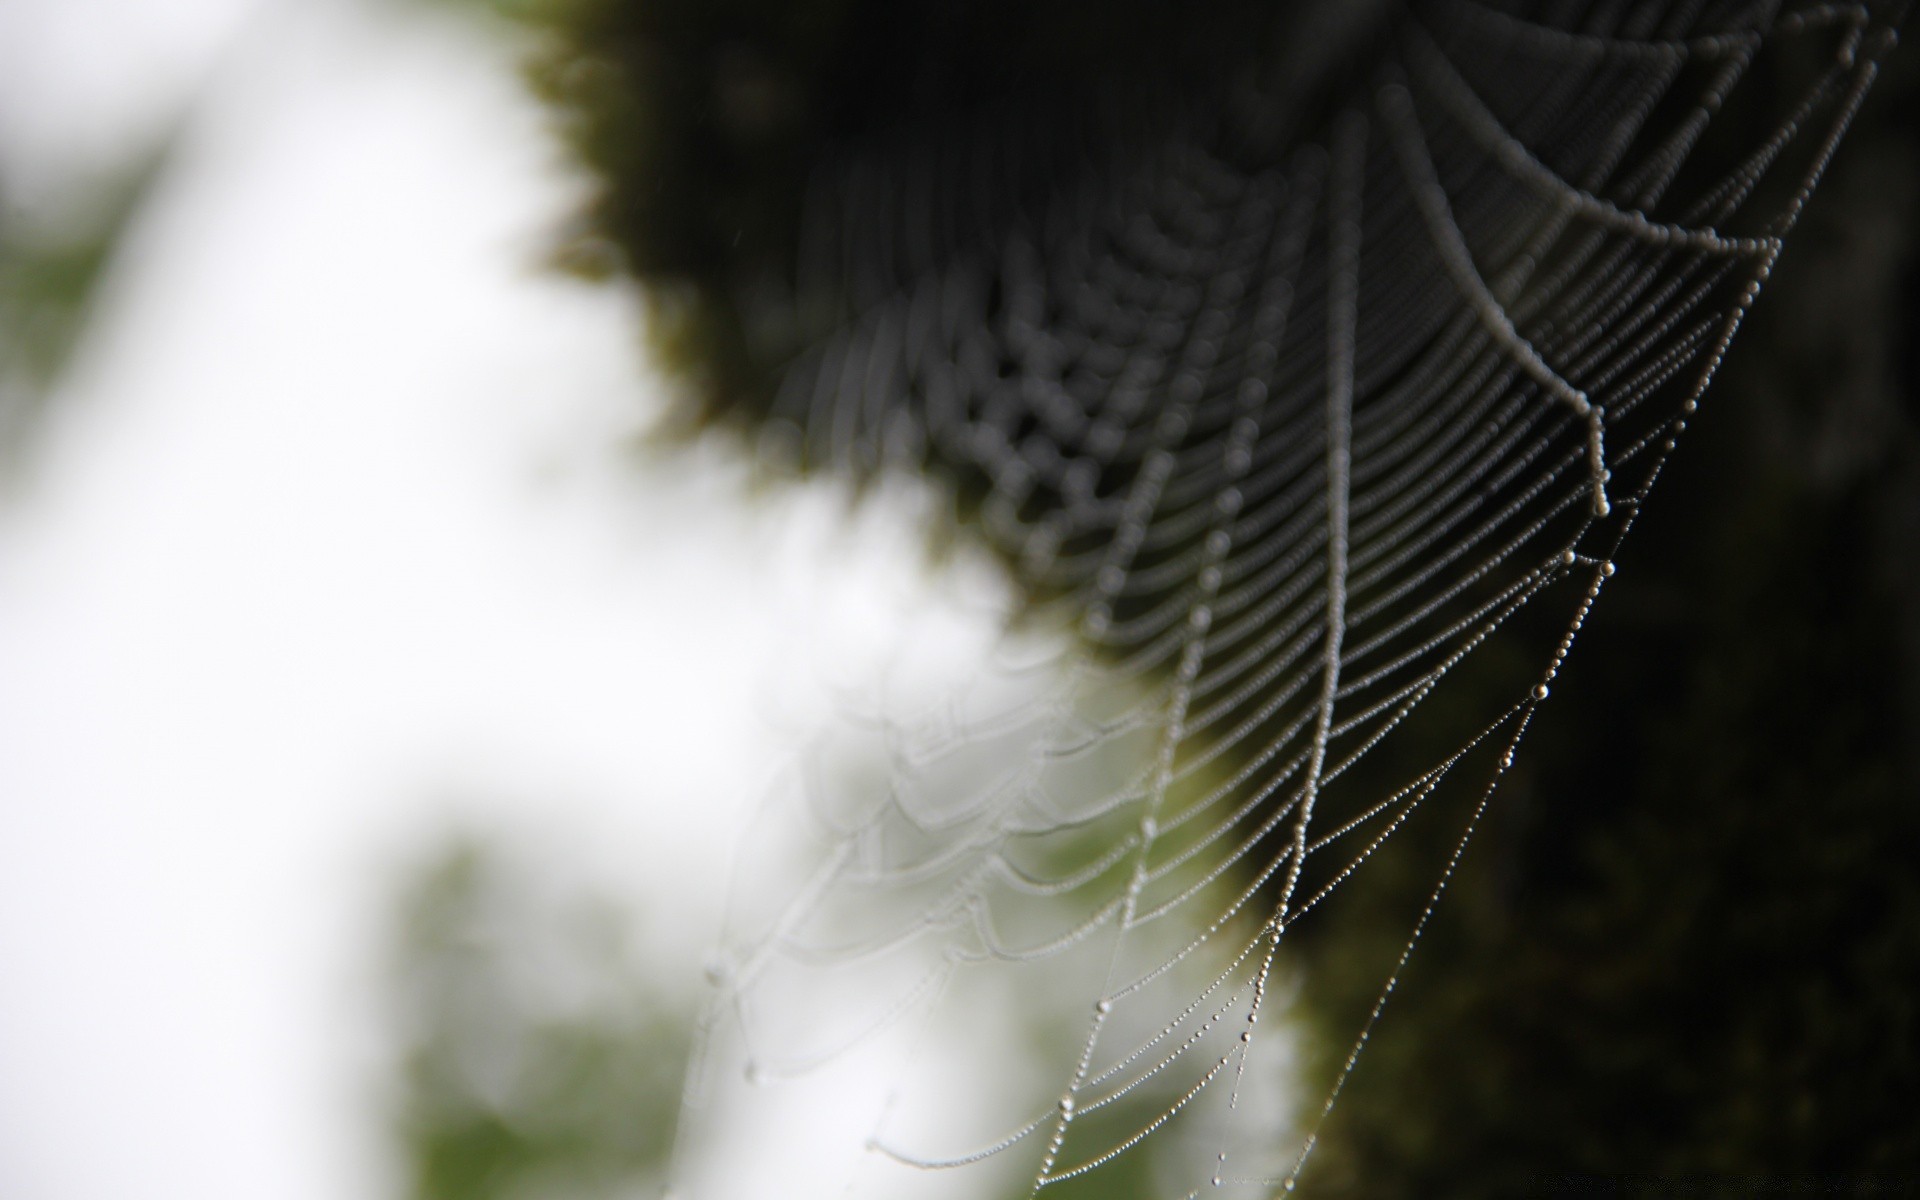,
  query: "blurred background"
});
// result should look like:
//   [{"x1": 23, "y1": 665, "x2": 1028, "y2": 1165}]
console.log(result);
[
  {"x1": 2, "y1": 1, "x2": 1916, "y2": 1198},
  {"x1": 0, "y1": 0, "x2": 953, "y2": 1195}
]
